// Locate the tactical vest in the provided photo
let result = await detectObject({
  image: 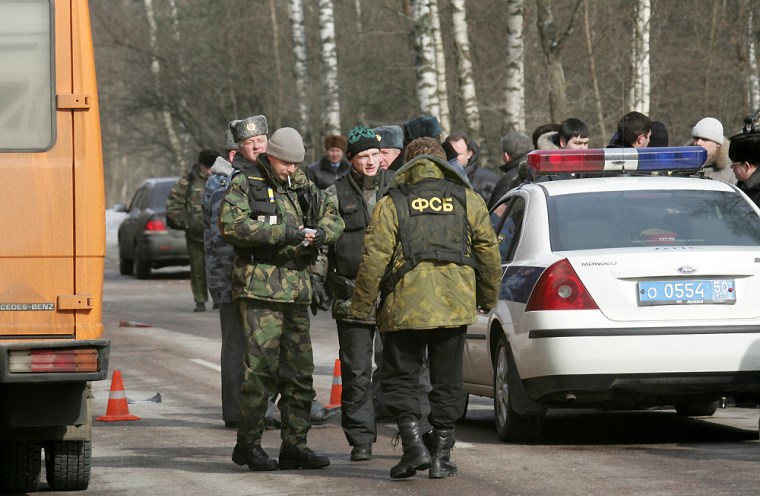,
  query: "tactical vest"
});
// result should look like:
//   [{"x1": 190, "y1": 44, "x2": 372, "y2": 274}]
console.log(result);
[
  {"x1": 331, "y1": 171, "x2": 392, "y2": 279},
  {"x1": 381, "y1": 178, "x2": 478, "y2": 298},
  {"x1": 233, "y1": 159, "x2": 307, "y2": 270}
]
